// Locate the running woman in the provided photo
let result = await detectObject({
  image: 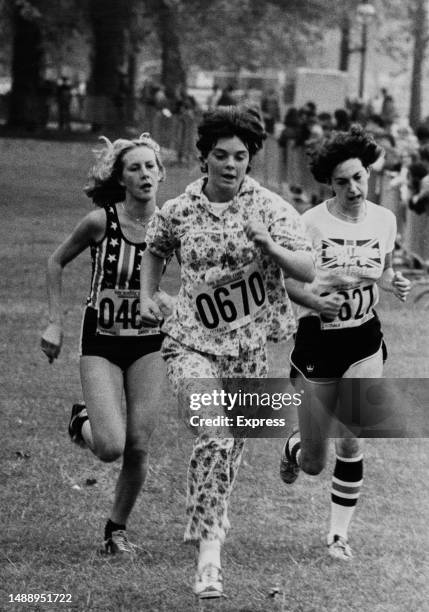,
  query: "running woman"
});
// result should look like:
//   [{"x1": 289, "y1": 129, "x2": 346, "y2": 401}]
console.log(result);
[
  {"x1": 139, "y1": 106, "x2": 315, "y2": 598},
  {"x1": 279, "y1": 125, "x2": 411, "y2": 560},
  {"x1": 41, "y1": 133, "x2": 169, "y2": 554}
]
